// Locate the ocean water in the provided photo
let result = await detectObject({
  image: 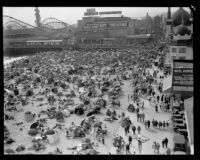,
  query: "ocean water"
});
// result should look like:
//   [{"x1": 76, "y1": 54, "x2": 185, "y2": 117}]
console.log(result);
[{"x1": 3, "y1": 56, "x2": 27, "y2": 66}]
